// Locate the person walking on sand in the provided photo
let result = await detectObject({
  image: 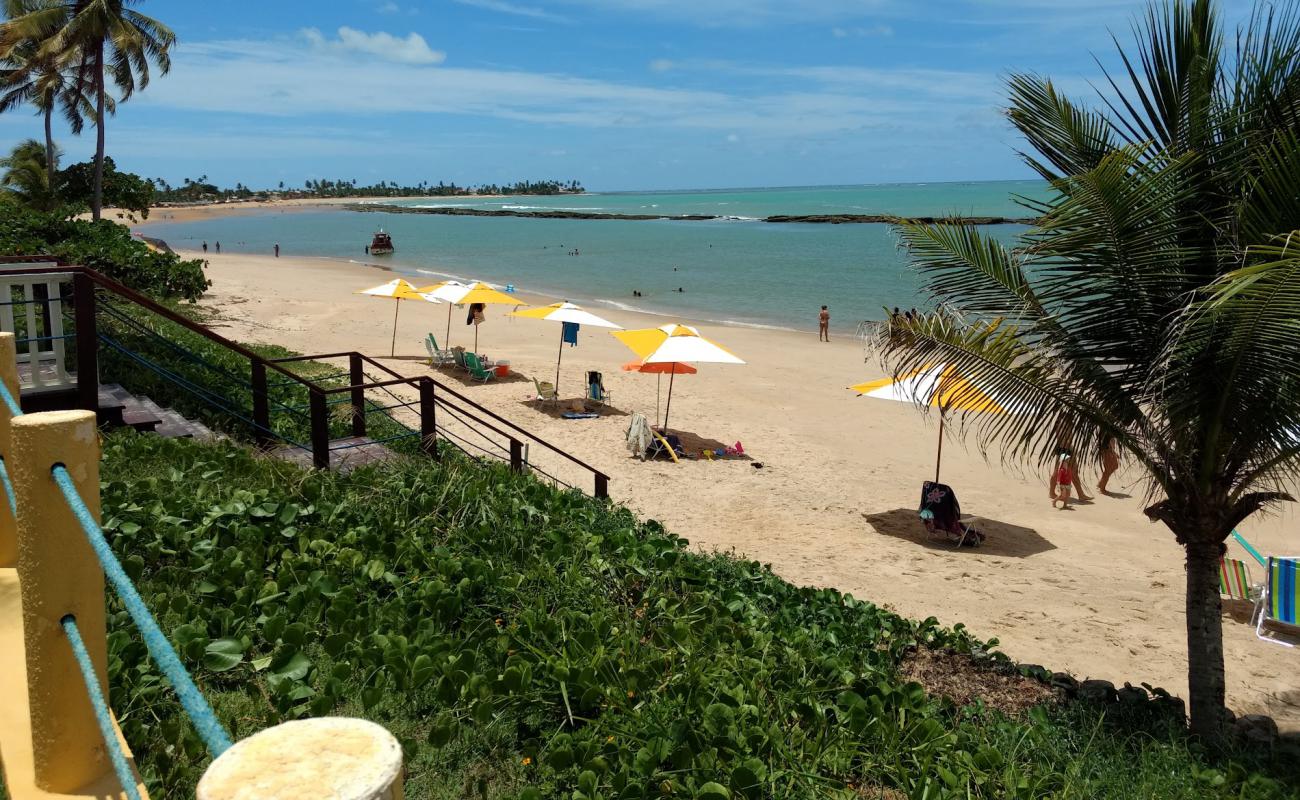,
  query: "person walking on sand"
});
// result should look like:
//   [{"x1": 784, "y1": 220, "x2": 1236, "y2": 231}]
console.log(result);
[
  {"x1": 1050, "y1": 454, "x2": 1075, "y2": 509},
  {"x1": 1097, "y1": 435, "x2": 1120, "y2": 495},
  {"x1": 202, "y1": 241, "x2": 208, "y2": 253},
  {"x1": 1048, "y1": 420, "x2": 1094, "y2": 502},
  {"x1": 215, "y1": 241, "x2": 221, "y2": 254},
  {"x1": 274, "y1": 243, "x2": 280, "y2": 258},
  {"x1": 818, "y1": 305, "x2": 830, "y2": 341}
]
